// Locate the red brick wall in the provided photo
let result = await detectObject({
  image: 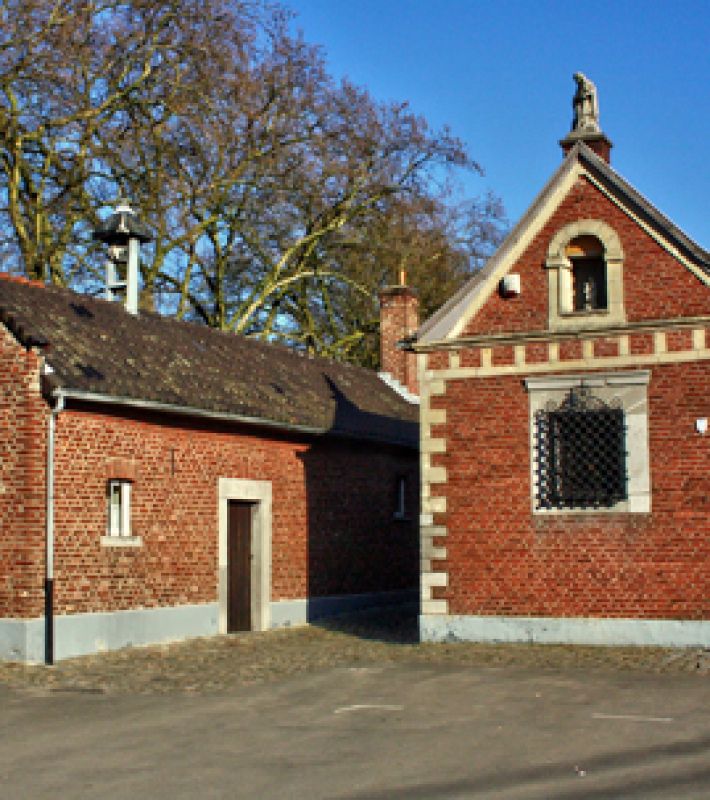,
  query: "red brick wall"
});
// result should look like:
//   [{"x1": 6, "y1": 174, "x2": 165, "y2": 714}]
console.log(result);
[
  {"x1": 46, "y1": 404, "x2": 418, "y2": 615},
  {"x1": 0, "y1": 320, "x2": 418, "y2": 619},
  {"x1": 0, "y1": 328, "x2": 47, "y2": 618},
  {"x1": 462, "y1": 177, "x2": 710, "y2": 336},
  {"x1": 432, "y1": 363, "x2": 710, "y2": 619}
]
